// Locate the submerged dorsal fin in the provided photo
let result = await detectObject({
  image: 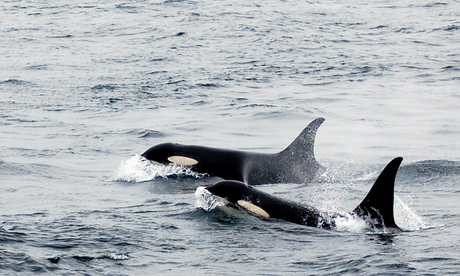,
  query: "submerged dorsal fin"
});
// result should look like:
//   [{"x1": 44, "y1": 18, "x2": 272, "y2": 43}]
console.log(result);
[
  {"x1": 352, "y1": 157, "x2": 403, "y2": 233},
  {"x1": 280, "y1": 117, "x2": 325, "y2": 159}
]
